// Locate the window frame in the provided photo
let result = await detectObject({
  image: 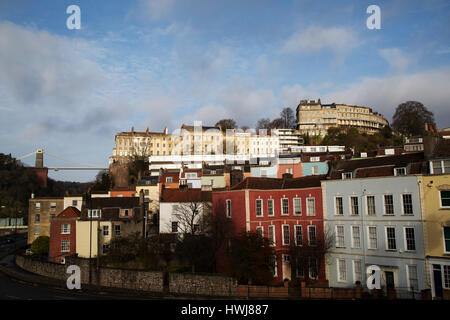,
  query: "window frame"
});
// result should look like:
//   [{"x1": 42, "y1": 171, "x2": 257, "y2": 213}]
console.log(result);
[
  {"x1": 336, "y1": 225, "x2": 345, "y2": 248},
  {"x1": 368, "y1": 226, "x2": 378, "y2": 250},
  {"x1": 267, "y1": 199, "x2": 274, "y2": 217},
  {"x1": 281, "y1": 198, "x2": 289, "y2": 216},
  {"x1": 337, "y1": 258, "x2": 347, "y2": 282},
  {"x1": 383, "y1": 194, "x2": 395, "y2": 215},
  {"x1": 255, "y1": 198, "x2": 263, "y2": 217},
  {"x1": 282, "y1": 224, "x2": 290, "y2": 246},
  {"x1": 61, "y1": 223, "x2": 71, "y2": 235},
  {"x1": 404, "y1": 227, "x2": 416, "y2": 251},
  {"x1": 226, "y1": 199, "x2": 232, "y2": 218},
  {"x1": 293, "y1": 198, "x2": 302, "y2": 216},
  {"x1": 268, "y1": 225, "x2": 276, "y2": 246},
  {"x1": 385, "y1": 226, "x2": 397, "y2": 251},
  {"x1": 61, "y1": 240, "x2": 70, "y2": 252},
  {"x1": 308, "y1": 225, "x2": 317, "y2": 246},
  {"x1": 294, "y1": 225, "x2": 303, "y2": 246},
  {"x1": 306, "y1": 197, "x2": 316, "y2": 216},
  {"x1": 350, "y1": 196, "x2": 359, "y2": 215},
  {"x1": 335, "y1": 196, "x2": 344, "y2": 216},
  {"x1": 439, "y1": 190, "x2": 450, "y2": 209},
  {"x1": 401, "y1": 194, "x2": 414, "y2": 215},
  {"x1": 351, "y1": 225, "x2": 361, "y2": 249},
  {"x1": 366, "y1": 195, "x2": 376, "y2": 216}
]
